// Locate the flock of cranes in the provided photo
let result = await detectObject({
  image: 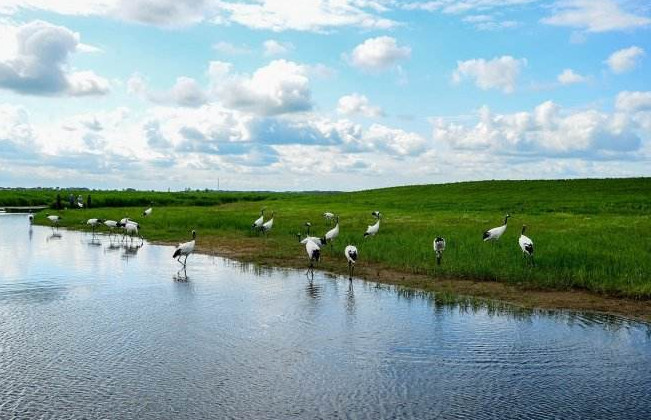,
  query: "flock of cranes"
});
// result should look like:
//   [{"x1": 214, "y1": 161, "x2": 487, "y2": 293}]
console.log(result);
[{"x1": 39, "y1": 206, "x2": 535, "y2": 281}]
